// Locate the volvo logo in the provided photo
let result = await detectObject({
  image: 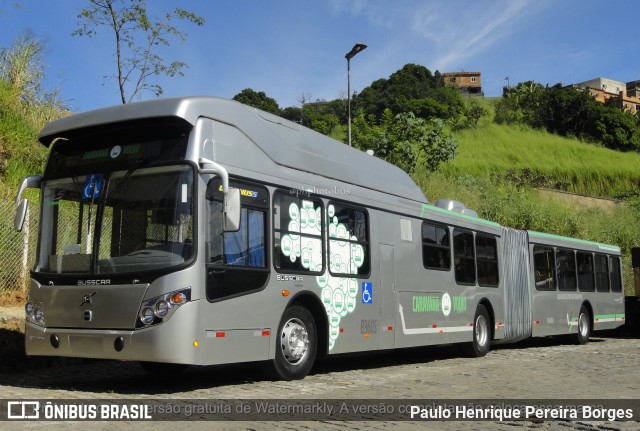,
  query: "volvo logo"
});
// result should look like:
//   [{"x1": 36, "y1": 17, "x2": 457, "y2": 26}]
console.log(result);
[{"x1": 79, "y1": 291, "x2": 97, "y2": 307}]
